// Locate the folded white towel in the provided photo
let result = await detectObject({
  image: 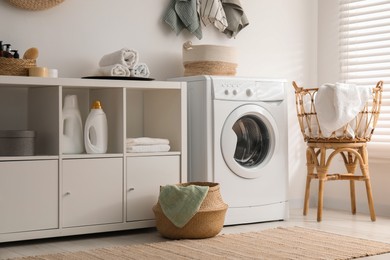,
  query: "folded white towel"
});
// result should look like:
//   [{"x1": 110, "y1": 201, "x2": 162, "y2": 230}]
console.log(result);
[
  {"x1": 126, "y1": 137, "x2": 169, "y2": 146},
  {"x1": 315, "y1": 82, "x2": 371, "y2": 137},
  {"x1": 99, "y1": 64, "x2": 130, "y2": 76},
  {"x1": 127, "y1": 144, "x2": 171, "y2": 153},
  {"x1": 130, "y1": 62, "x2": 150, "y2": 78},
  {"x1": 99, "y1": 48, "x2": 139, "y2": 68},
  {"x1": 200, "y1": 0, "x2": 228, "y2": 32}
]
